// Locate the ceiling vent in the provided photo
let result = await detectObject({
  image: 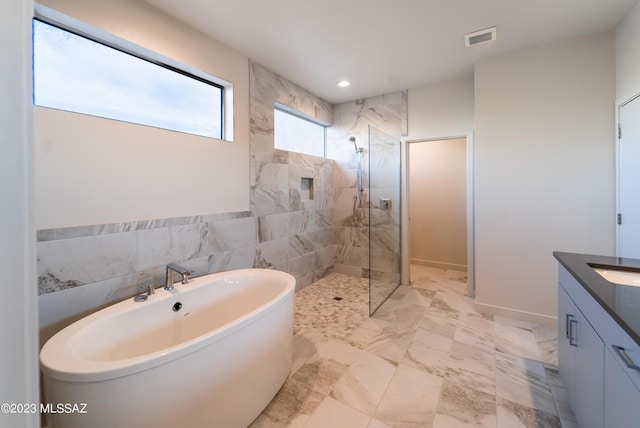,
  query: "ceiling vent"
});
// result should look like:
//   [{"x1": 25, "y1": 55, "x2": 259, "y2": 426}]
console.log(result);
[{"x1": 464, "y1": 26, "x2": 497, "y2": 47}]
